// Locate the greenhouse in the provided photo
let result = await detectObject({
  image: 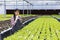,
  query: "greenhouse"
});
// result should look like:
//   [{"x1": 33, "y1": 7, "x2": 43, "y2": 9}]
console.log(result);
[{"x1": 0, "y1": 0, "x2": 60, "y2": 40}]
